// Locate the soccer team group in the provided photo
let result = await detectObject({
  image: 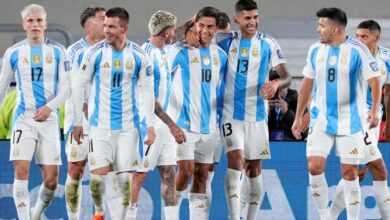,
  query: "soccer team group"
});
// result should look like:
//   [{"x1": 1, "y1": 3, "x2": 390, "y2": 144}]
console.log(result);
[{"x1": 0, "y1": 0, "x2": 389, "y2": 219}]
